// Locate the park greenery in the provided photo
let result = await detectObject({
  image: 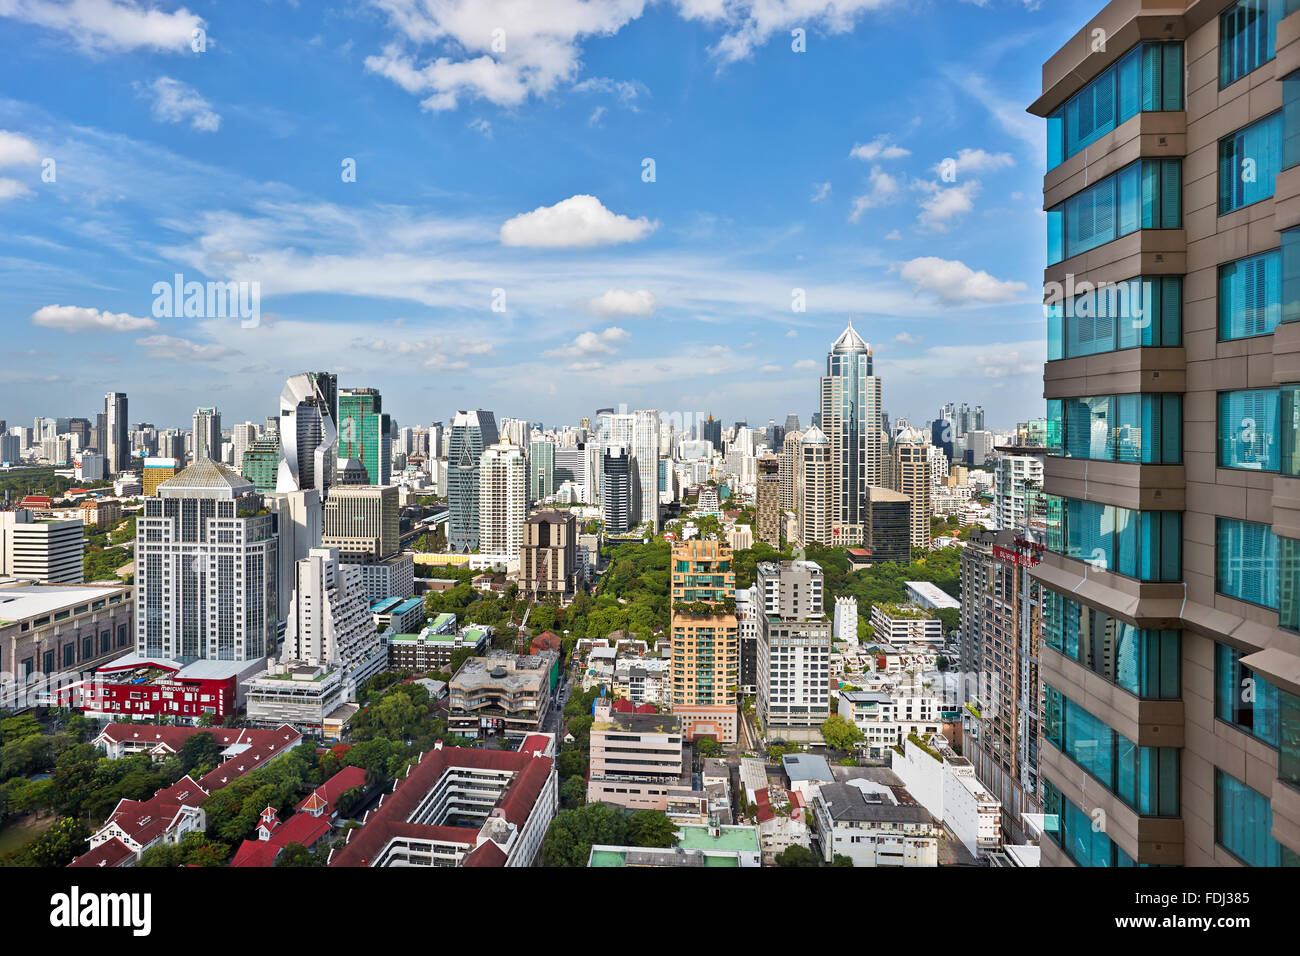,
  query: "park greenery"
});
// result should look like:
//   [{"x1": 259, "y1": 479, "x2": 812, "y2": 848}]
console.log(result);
[{"x1": 541, "y1": 802, "x2": 679, "y2": 867}]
